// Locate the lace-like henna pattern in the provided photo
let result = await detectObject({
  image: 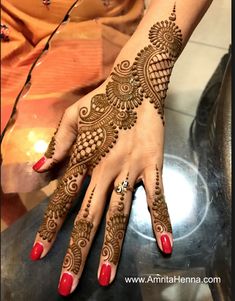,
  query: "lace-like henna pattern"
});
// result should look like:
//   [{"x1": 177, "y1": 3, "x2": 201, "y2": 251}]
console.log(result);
[
  {"x1": 102, "y1": 174, "x2": 130, "y2": 264},
  {"x1": 63, "y1": 202, "x2": 94, "y2": 274},
  {"x1": 152, "y1": 167, "x2": 172, "y2": 233}
]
